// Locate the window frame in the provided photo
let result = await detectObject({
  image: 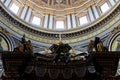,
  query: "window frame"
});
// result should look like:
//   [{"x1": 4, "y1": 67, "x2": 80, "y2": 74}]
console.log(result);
[
  {"x1": 79, "y1": 16, "x2": 89, "y2": 26},
  {"x1": 31, "y1": 16, "x2": 41, "y2": 27},
  {"x1": 9, "y1": 3, "x2": 20, "y2": 15},
  {"x1": 100, "y1": 2, "x2": 110, "y2": 14},
  {"x1": 55, "y1": 20, "x2": 65, "y2": 30}
]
